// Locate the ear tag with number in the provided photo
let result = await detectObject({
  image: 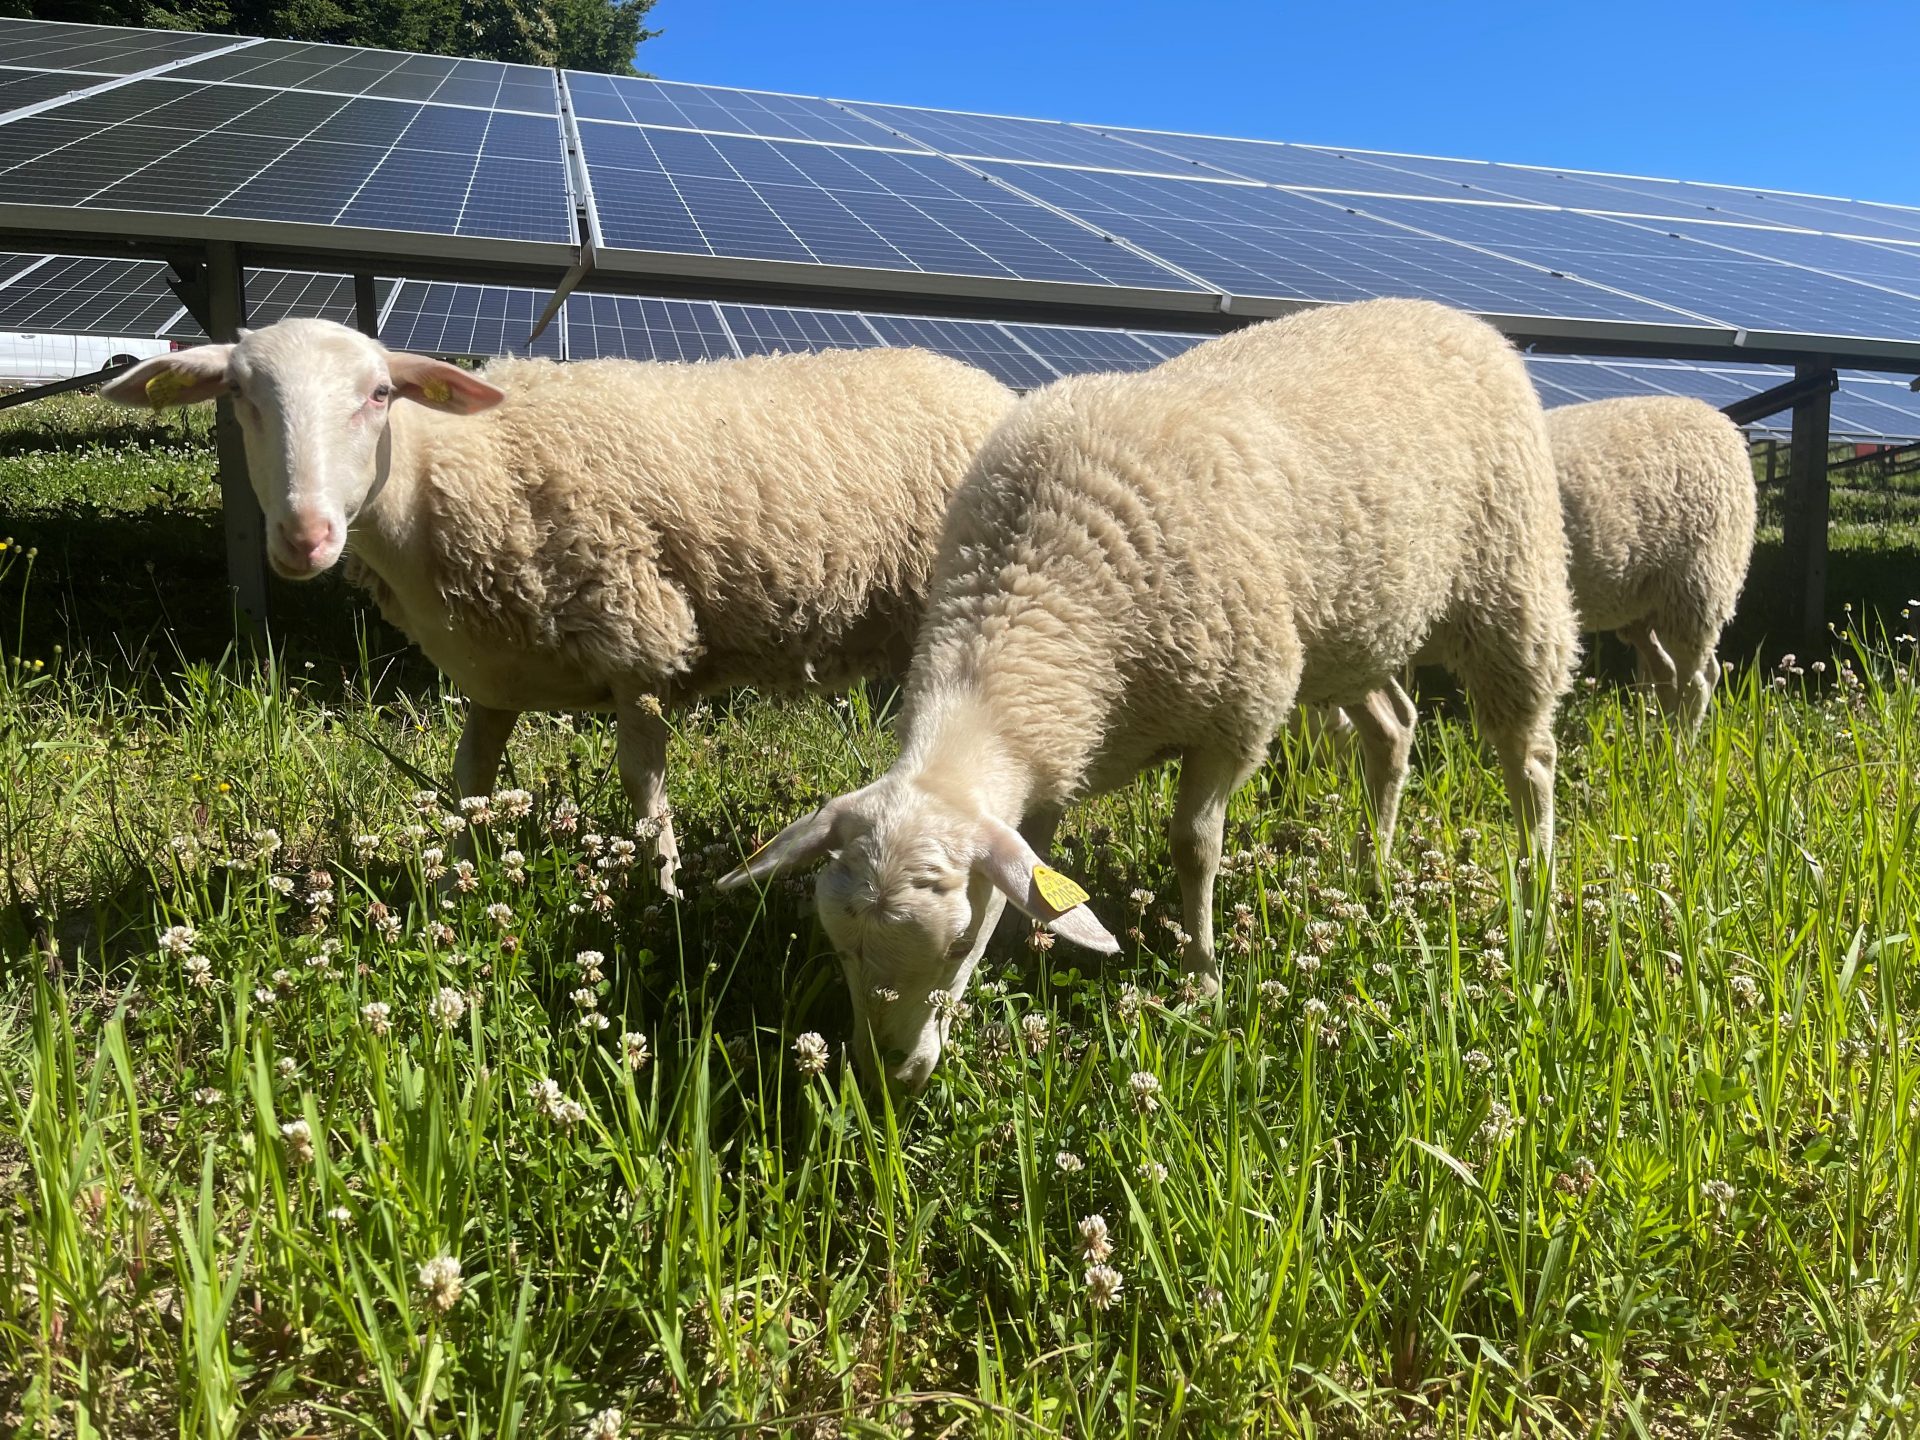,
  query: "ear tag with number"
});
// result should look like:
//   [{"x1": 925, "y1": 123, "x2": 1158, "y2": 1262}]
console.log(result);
[
  {"x1": 145, "y1": 370, "x2": 188, "y2": 406},
  {"x1": 421, "y1": 377, "x2": 453, "y2": 403},
  {"x1": 1032, "y1": 863, "x2": 1089, "y2": 912}
]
